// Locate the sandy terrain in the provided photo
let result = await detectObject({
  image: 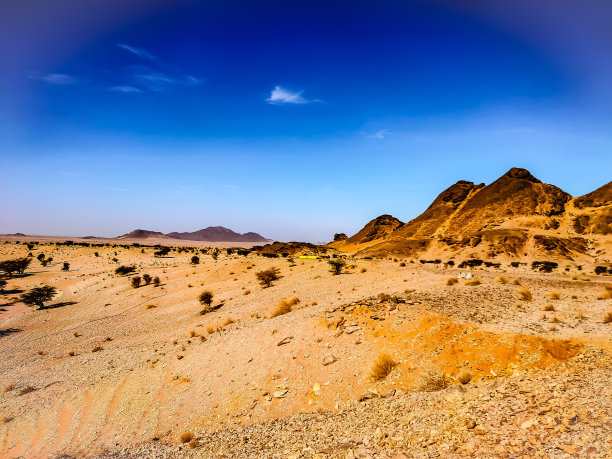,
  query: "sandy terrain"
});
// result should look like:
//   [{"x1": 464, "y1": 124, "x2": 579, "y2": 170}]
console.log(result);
[{"x1": 0, "y1": 240, "x2": 611, "y2": 458}]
